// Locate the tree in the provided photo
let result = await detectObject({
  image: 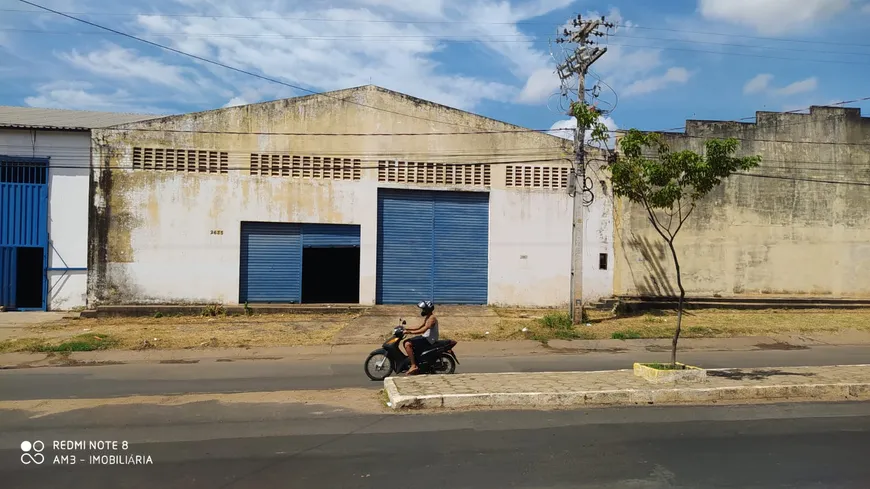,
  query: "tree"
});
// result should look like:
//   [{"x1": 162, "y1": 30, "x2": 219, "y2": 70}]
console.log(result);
[{"x1": 609, "y1": 129, "x2": 761, "y2": 366}]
